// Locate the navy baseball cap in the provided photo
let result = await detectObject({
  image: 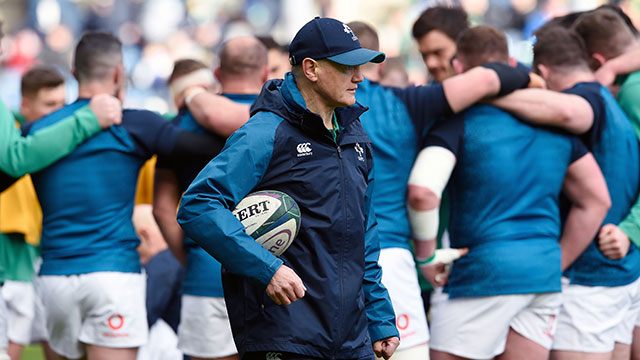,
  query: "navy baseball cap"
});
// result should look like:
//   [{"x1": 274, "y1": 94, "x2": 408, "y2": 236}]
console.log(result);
[{"x1": 289, "y1": 17, "x2": 386, "y2": 66}]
